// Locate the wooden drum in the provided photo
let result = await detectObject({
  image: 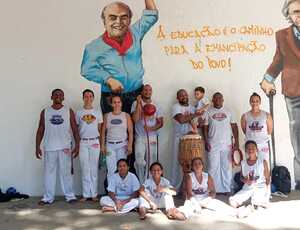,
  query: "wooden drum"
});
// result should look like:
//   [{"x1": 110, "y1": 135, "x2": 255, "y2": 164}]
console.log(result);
[{"x1": 179, "y1": 134, "x2": 205, "y2": 172}]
